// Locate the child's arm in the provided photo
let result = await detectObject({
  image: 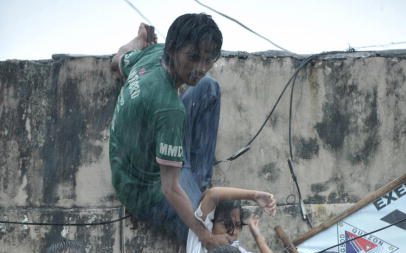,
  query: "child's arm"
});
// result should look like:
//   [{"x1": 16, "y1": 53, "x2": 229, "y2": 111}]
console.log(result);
[
  {"x1": 199, "y1": 187, "x2": 276, "y2": 220},
  {"x1": 248, "y1": 216, "x2": 274, "y2": 253}
]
